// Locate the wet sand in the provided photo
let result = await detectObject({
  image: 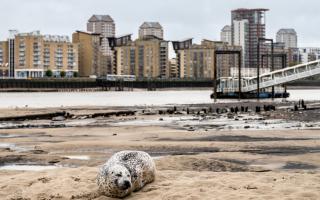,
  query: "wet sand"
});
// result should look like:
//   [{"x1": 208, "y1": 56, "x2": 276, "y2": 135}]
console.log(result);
[{"x1": 0, "y1": 106, "x2": 320, "y2": 200}]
